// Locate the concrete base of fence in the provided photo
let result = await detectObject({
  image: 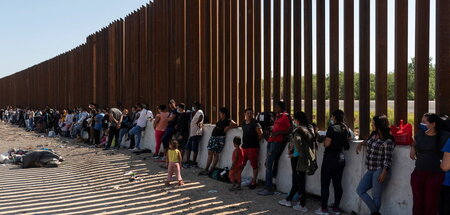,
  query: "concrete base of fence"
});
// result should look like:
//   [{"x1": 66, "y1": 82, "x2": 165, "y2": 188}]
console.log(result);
[{"x1": 121, "y1": 120, "x2": 414, "y2": 215}]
